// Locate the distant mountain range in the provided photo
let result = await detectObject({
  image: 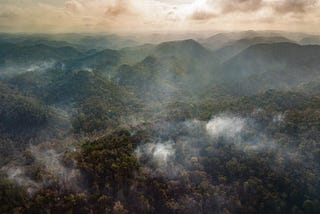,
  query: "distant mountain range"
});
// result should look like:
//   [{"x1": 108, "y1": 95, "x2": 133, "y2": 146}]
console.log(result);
[
  {"x1": 1, "y1": 32, "x2": 320, "y2": 213},
  {"x1": 2, "y1": 32, "x2": 320, "y2": 98},
  {"x1": 214, "y1": 42, "x2": 320, "y2": 94}
]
